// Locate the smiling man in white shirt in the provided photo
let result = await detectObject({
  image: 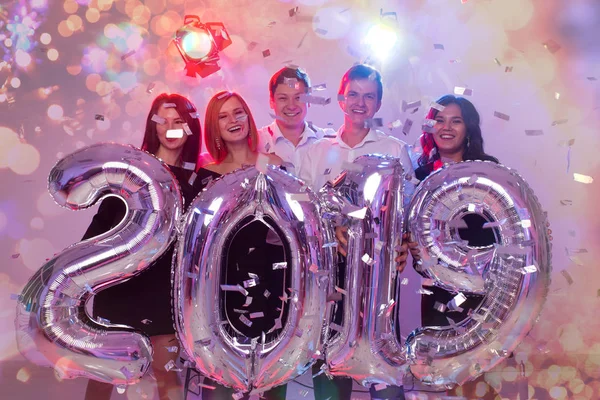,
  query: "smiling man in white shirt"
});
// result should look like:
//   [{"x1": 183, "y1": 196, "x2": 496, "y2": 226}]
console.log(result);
[
  {"x1": 298, "y1": 64, "x2": 413, "y2": 400},
  {"x1": 298, "y1": 64, "x2": 414, "y2": 191},
  {"x1": 258, "y1": 67, "x2": 332, "y2": 177}
]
